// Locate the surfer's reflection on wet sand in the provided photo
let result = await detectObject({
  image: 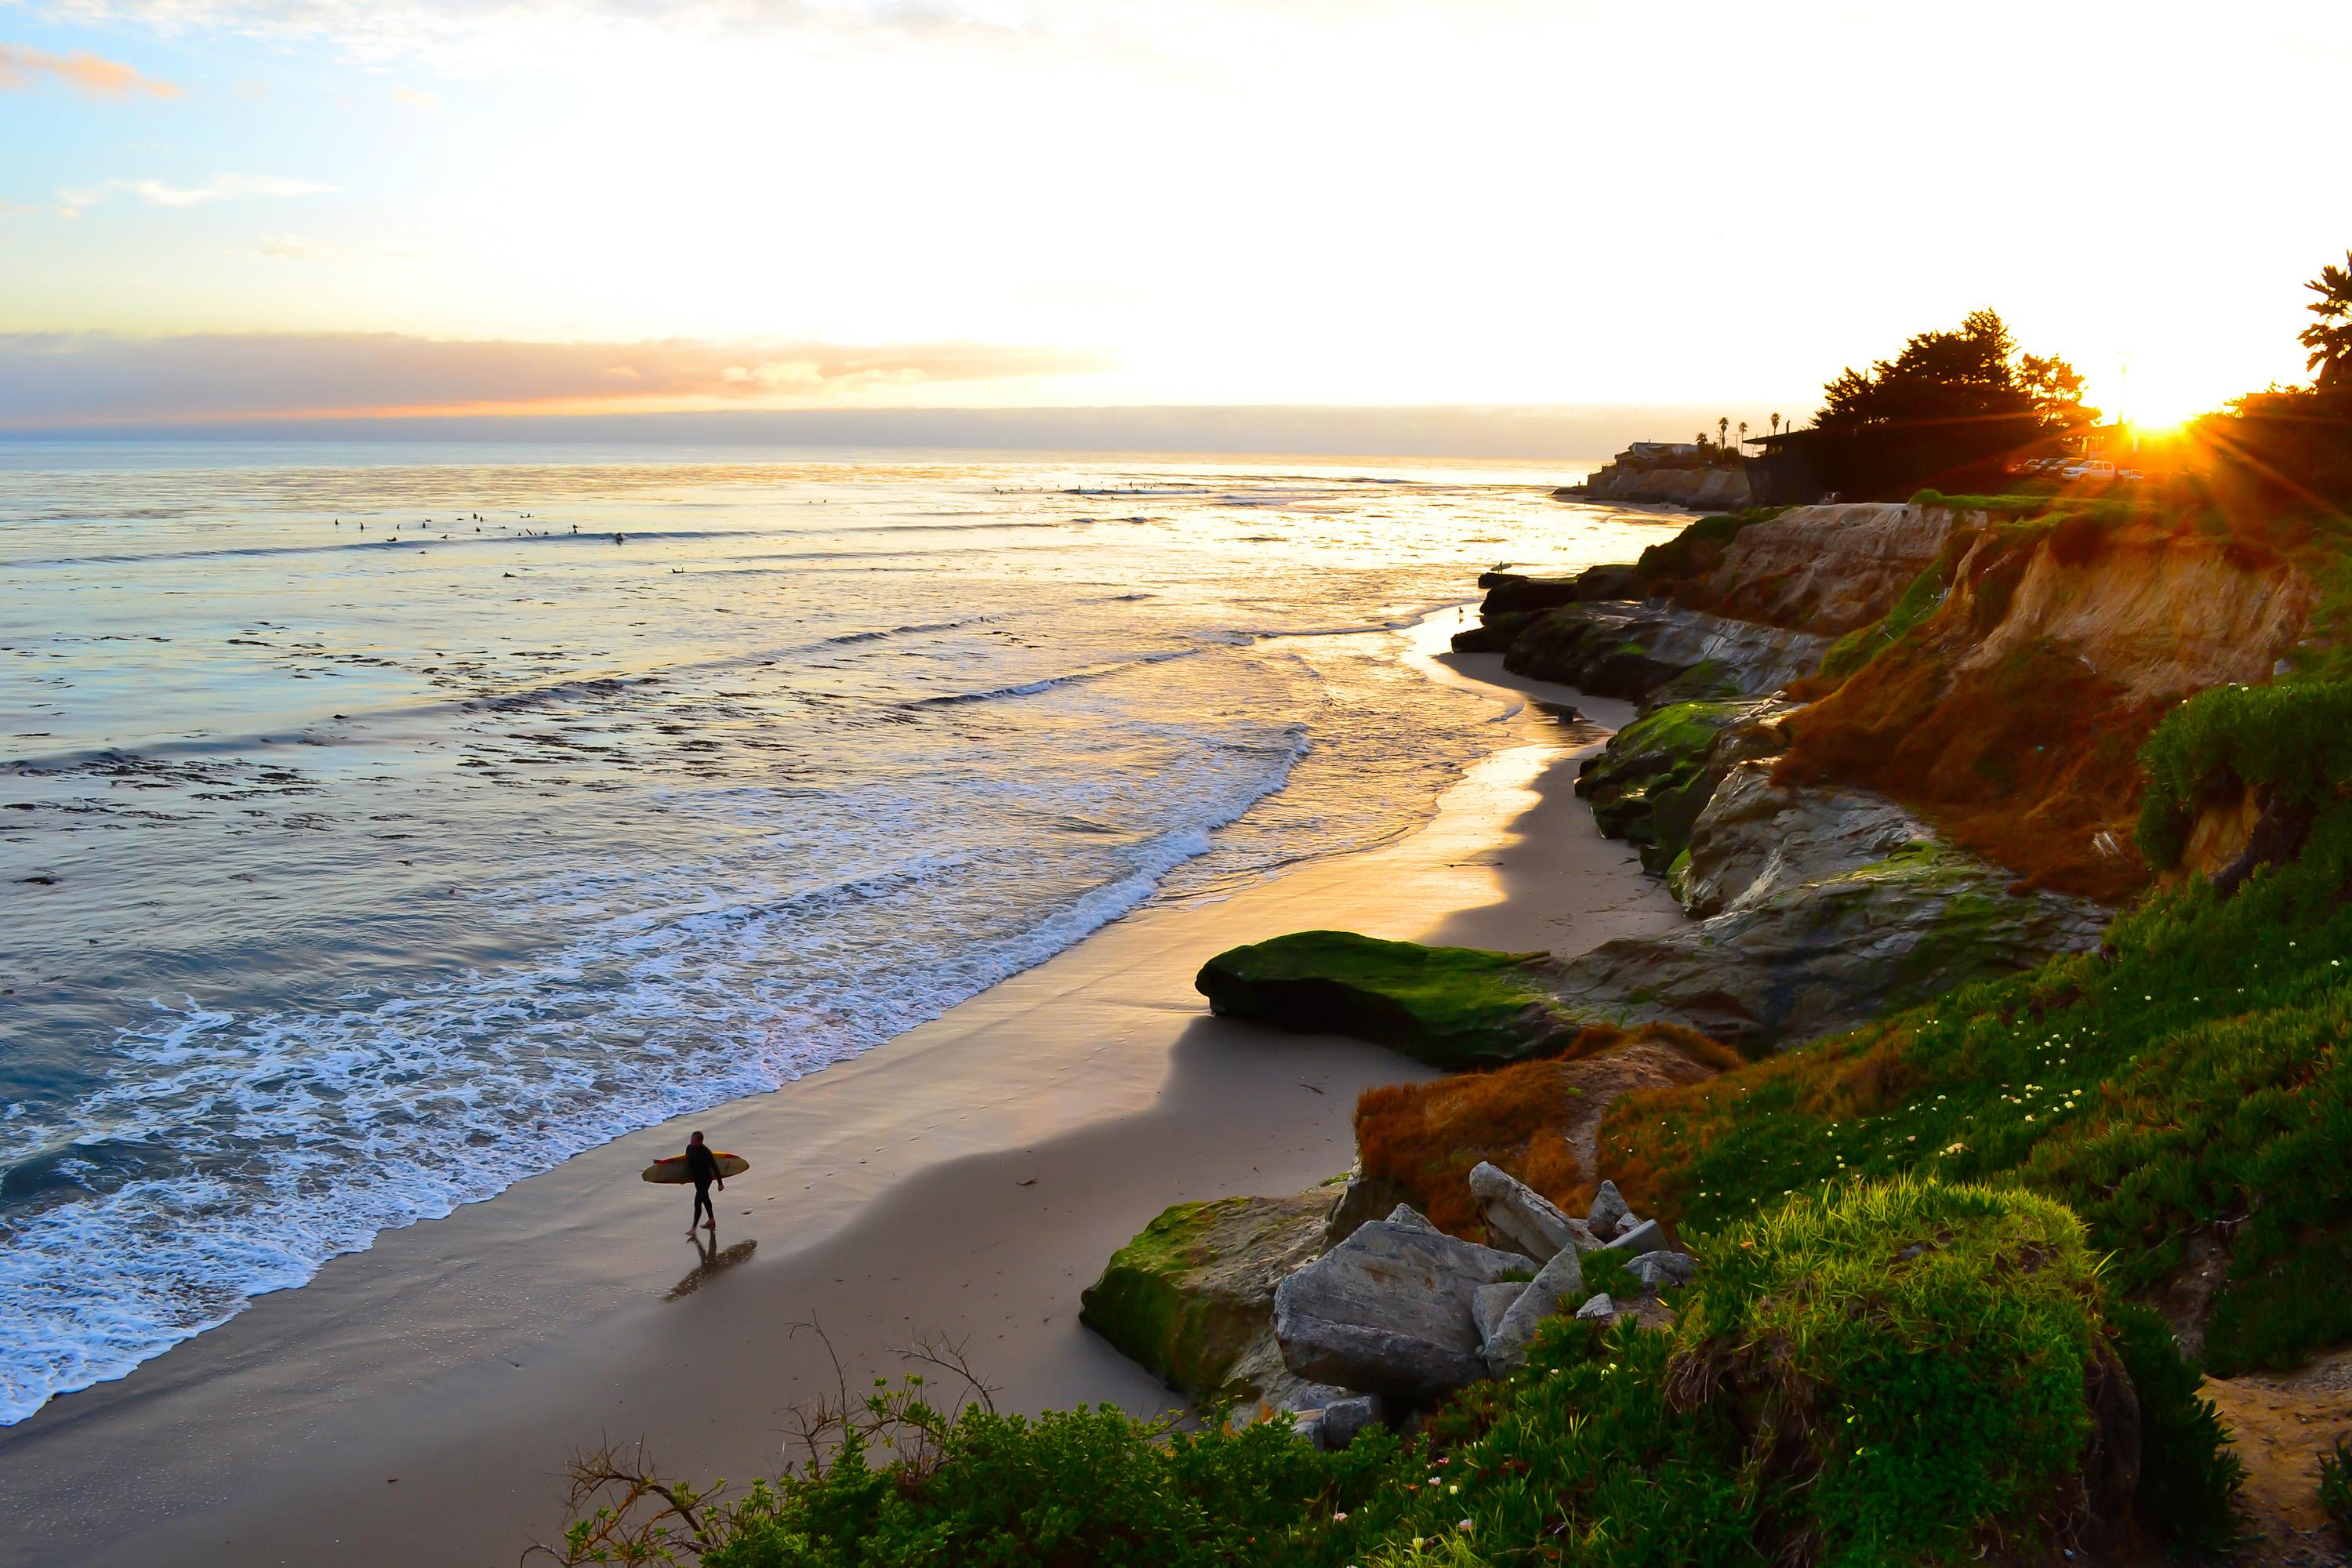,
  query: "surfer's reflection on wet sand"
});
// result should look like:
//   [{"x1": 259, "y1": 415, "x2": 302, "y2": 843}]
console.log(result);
[{"x1": 664, "y1": 1237, "x2": 758, "y2": 1301}]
